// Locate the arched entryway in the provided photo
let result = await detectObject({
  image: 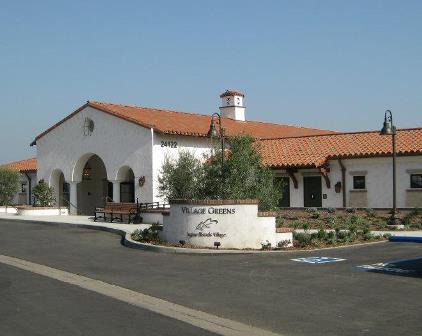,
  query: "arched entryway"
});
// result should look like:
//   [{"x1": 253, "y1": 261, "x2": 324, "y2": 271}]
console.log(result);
[
  {"x1": 73, "y1": 154, "x2": 109, "y2": 215},
  {"x1": 49, "y1": 169, "x2": 69, "y2": 207},
  {"x1": 116, "y1": 166, "x2": 135, "y2": 203}
]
